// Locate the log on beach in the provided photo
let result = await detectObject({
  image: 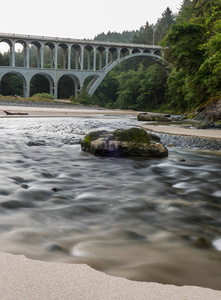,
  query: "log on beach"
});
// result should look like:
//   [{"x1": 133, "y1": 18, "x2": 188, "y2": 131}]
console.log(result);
[{"x1": 3, "y1": 110, "x2": 29, "y2": 115}]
